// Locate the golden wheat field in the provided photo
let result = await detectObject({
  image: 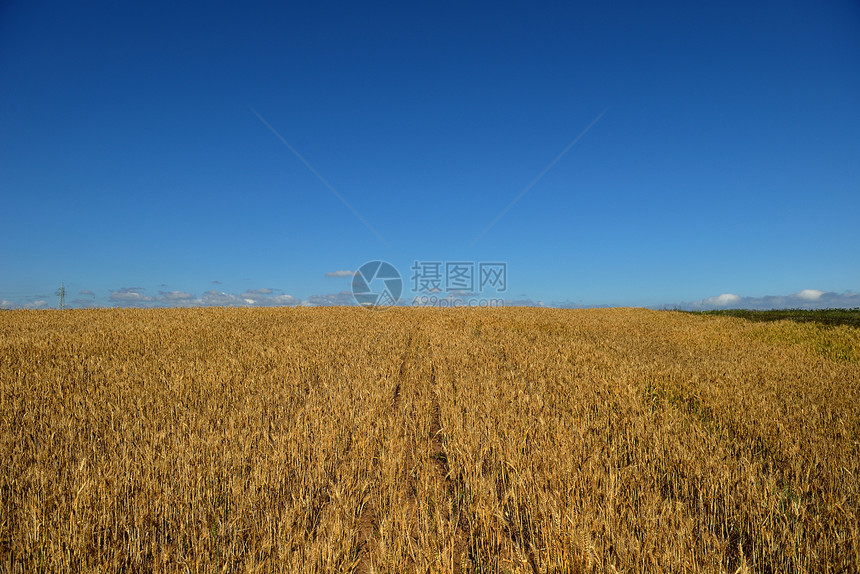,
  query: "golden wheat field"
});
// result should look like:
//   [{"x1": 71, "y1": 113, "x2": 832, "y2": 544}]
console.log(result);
[{"x1": 1, "y1": 307, "x2": 858, "y2": 573}]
